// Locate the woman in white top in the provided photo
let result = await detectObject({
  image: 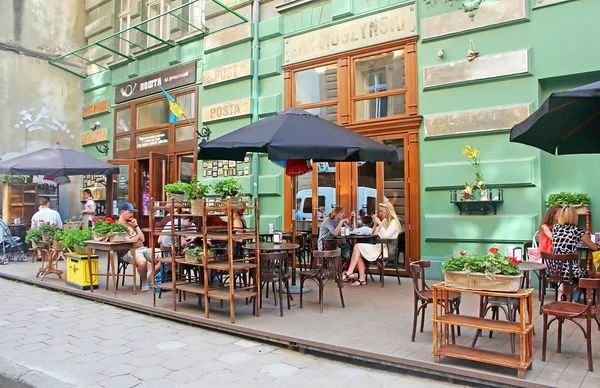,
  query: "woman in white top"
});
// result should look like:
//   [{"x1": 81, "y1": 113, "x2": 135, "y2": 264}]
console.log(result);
[
  {"x1": 81, "y1": 189, "x2": 96, "y2": 228},
  {"x1": 342, "y1": 201, "x2": 401, "y2": 287}
]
